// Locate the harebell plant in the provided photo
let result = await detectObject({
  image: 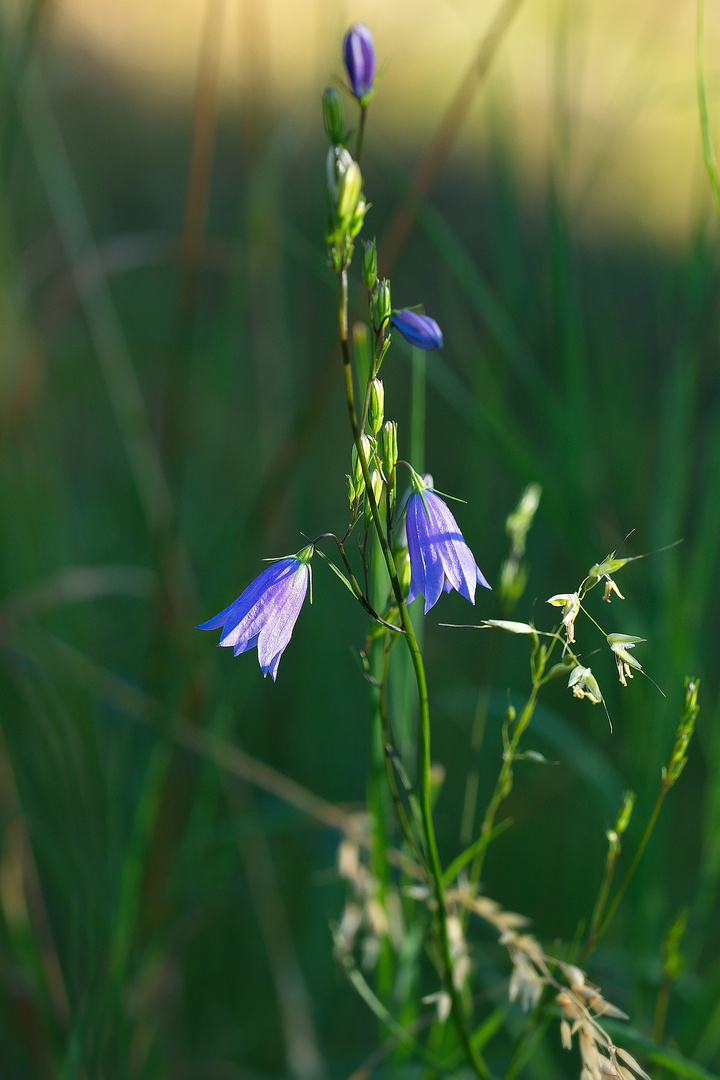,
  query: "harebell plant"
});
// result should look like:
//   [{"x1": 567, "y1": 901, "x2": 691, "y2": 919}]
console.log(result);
[{"x1": 198, "y1": 24, "x2": 700, "y2": 1079}]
